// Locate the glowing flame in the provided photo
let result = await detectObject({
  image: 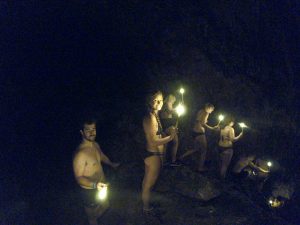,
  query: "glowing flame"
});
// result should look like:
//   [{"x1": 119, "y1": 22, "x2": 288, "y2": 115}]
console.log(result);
[
  {"x1": 269, "y1": 200, "x2": 273, "y2": 204},
  {"x1": 97, "y1": 185, "x2": 108, "y2": 200},
  {"x1": 179, "y1": 88, "x2": 185, "y2": 94},
  {"x1": 239, "y1": 122, "x2": 248, "y2": 128},
  {"x1": 218, "y1": 114, "x2": 224, "y2": 121},
  {"x1": 267, "y1": 161, "x2": 272, "y2": 167},
  {"x1": 176, "y1": 103, "x2": 186, "y2": 117}
]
